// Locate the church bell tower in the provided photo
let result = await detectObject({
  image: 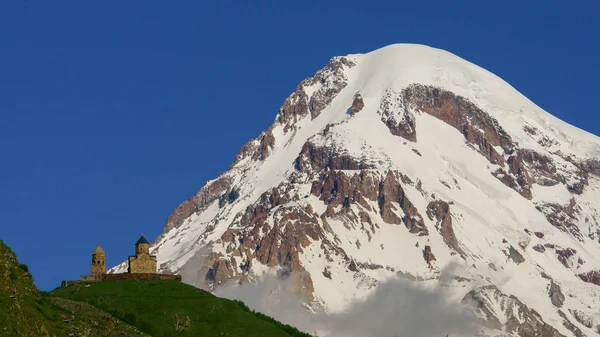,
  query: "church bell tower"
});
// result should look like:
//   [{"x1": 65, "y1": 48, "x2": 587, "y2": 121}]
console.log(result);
[{"x1": 90, "y1": 244, "x2": 106, "y2": 276}]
